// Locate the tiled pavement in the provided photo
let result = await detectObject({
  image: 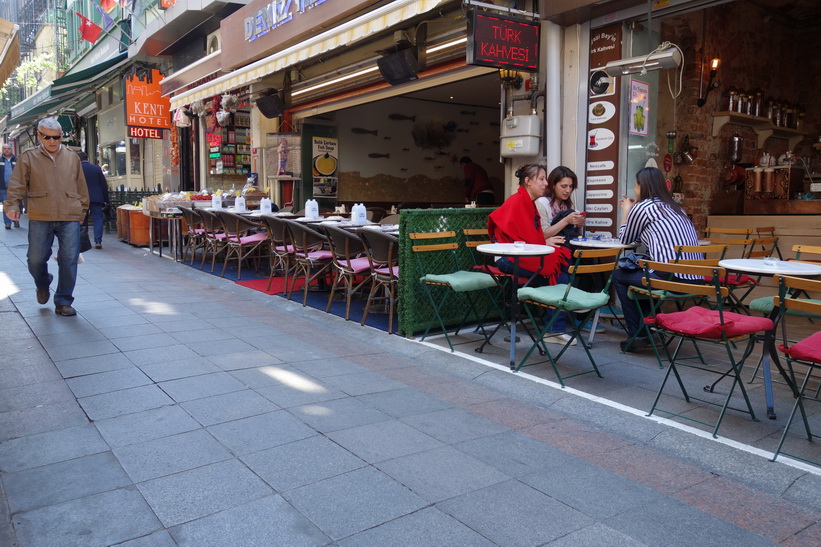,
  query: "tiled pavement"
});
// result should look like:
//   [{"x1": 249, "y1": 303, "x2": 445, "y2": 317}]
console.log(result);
[{"x1": 1, "y1": 219, "x2": 820, "y2": 546}]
